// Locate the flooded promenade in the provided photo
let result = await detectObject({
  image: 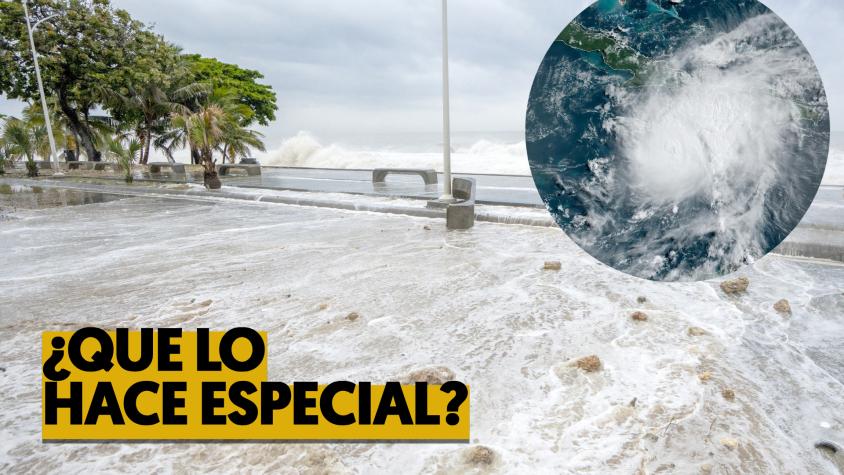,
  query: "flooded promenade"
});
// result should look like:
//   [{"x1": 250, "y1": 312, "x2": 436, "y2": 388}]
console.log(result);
[{"x1": 1, "y1": 179, "x2": 842, "y2": 473}]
